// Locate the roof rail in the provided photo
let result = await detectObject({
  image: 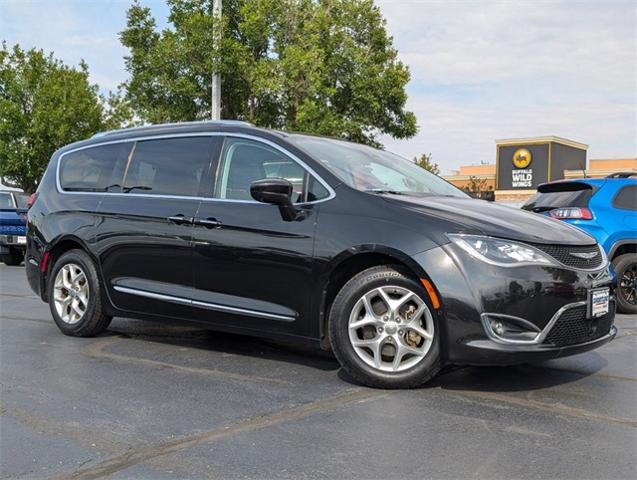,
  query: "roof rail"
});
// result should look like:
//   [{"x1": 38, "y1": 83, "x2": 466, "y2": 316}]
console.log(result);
[
  {"x1": 92, "y1": 120, "x2": 253, "y2": 139},
  {"x1": 605, "y1": 171, "x2": 637, "y2": 179}
]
